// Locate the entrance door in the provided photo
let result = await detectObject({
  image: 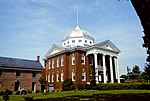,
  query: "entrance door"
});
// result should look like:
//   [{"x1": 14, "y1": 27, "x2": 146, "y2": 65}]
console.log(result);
[
  {"x1": 14, "y1": 82, "x2": 20, "y2": 91},
  {"x1": 32, "y1": 82, "x2": 36, "y2": 92},
  {"x1": 48, "y1": 84, "x2": 54, "y2": 91}
]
